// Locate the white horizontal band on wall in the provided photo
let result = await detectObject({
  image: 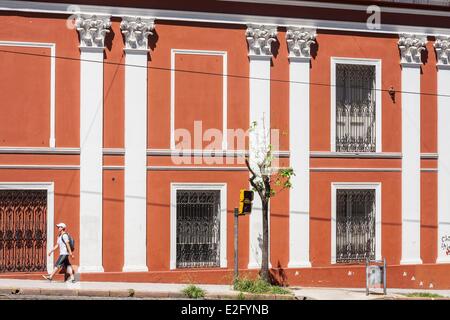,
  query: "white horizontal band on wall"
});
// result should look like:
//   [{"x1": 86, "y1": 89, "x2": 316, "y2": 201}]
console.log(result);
[
  {"x1": 311, "y1": 168, "x2": 402, "y2": 172},
  {"x1": 147, "y1": 166, "x2": 248, "y2": 171},
  {"x1": 0, "y1": 165, "x2": 437, "y2": 172},
  {"x1": 0, "y1": 147, "x2": 80, "y2": 154},
  {"x1": 0, "y1": 148, "x2": 440, "y2": 160},
  {"x1": 0, "y1": 165, "x2": 80, "y2": 169}
]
